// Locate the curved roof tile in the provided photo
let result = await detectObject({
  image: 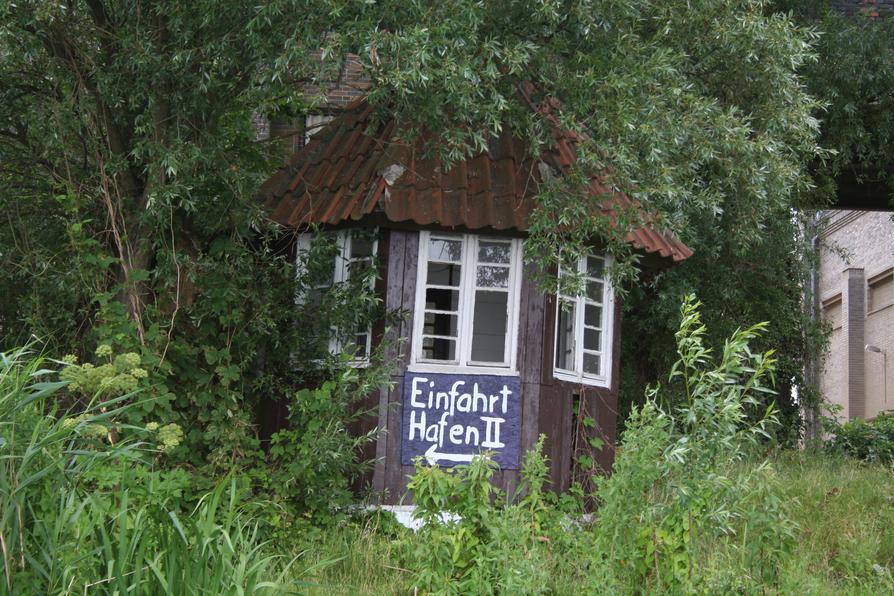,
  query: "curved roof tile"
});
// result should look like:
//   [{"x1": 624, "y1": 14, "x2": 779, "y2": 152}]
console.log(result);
[{"x1": 260, "y1": 99, "x2": 693, "y2": 262}]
